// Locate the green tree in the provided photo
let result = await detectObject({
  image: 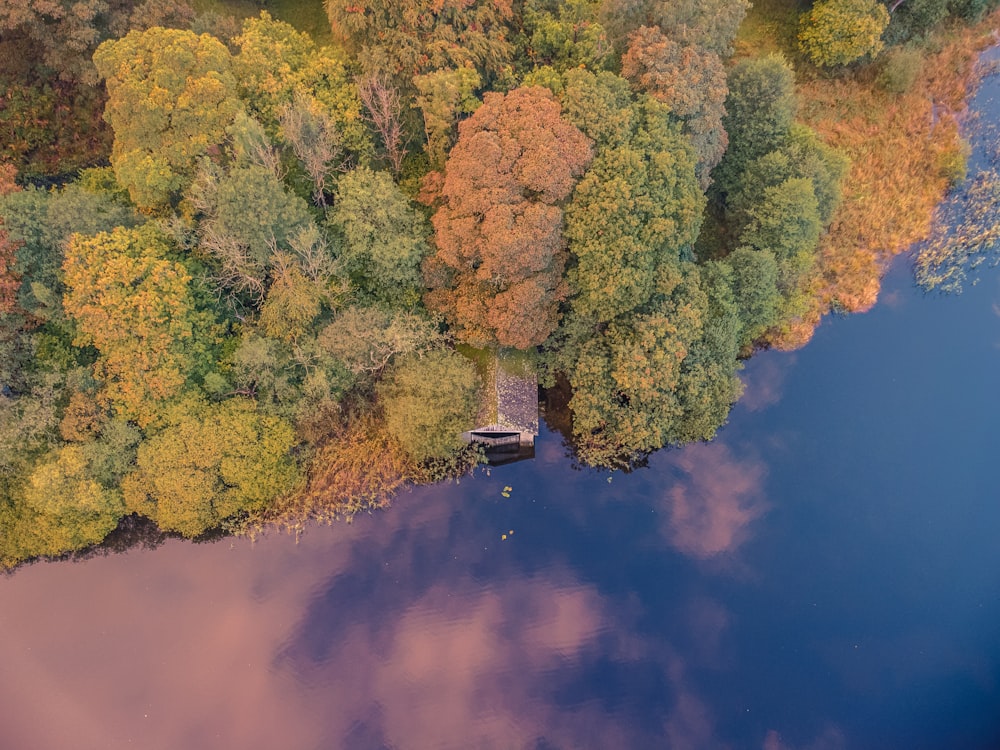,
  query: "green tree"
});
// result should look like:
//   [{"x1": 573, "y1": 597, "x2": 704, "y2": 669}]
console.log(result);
[
  {"x1": 257, "y1": 259, "x2": 325, "y2": 342},
  {"x1": 738, "y1": 177, "x2": 822, "y2": 294},
  {"x1": 677, "y1": 260, "x2": 743, "y2": 440},
  {"x1": 124, "y1": 397, "x2": 300, "y2": 537},
  {"x1": 888, "y1": 0, "x2": 950, "y2": 42},
  {"x1": 424, "y1": 86, "x2": 593, "y2": 349},
  {"x1": 564, "y1": 95, "x2": 704, "y2": 322},
  {"x1": 189, "y1": 160, "x2": 314, "y2": 302},
  {"x1": 94, "y1": 27, "x2": 241, "y2": 212},
  {"x1": 233, "y1": 13, "x2": 371, "y2": 160},
  {"x1": 62, "y1": 224, "x2": 219, "y2": 426},
  {"x1": 0, "y1": 370, "x2": 63, "y2": 497},
  {"x1": 599, "y1": 0, "x2": 750, "y2": 55},
  {"x1": 330, "y1": 167, "x2": 430, "y2": 306},
  {"x1": 413, "y1": 67, "x2": 483, "y2": 169},
  {"x1": 18, "y1": 444, "x2": 125, "y2": 556},
  {"x1": 559, "y1": 69, "x2": 637, "y2": 149},
  {"x1": 726, "y1": 246, "x2": 781, "y2": 348},
  {"x1": 522, "y1": 0, "x2": 612, "y2": 73},
  {"x1": 0, "y1": 183, "x2": 139, "y2": 324},
  {"x1": 558, "y1": 263, "x2": 740, "y2": 466},
  {"x1": 712, "y1": 54, "x2": 797, "y2": 198},
  {"x1": 317, "y1": 305, "x2": 444, "y2": 377},
  {"x1": 0, "y1": 0, "x2": 195, "y2": 84},
  {"x1": 798, "y1": 0, "x2": 890, "y2": 68},
  {"x1": 377, "y1": 349, "x2": 481, "y2": 462},
  {"x1": 0, "y1": 225, "x2": 21, "y2": 318},
  {"x1": 727, "y1": 124, "x2": 849, "y2": 231}
]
